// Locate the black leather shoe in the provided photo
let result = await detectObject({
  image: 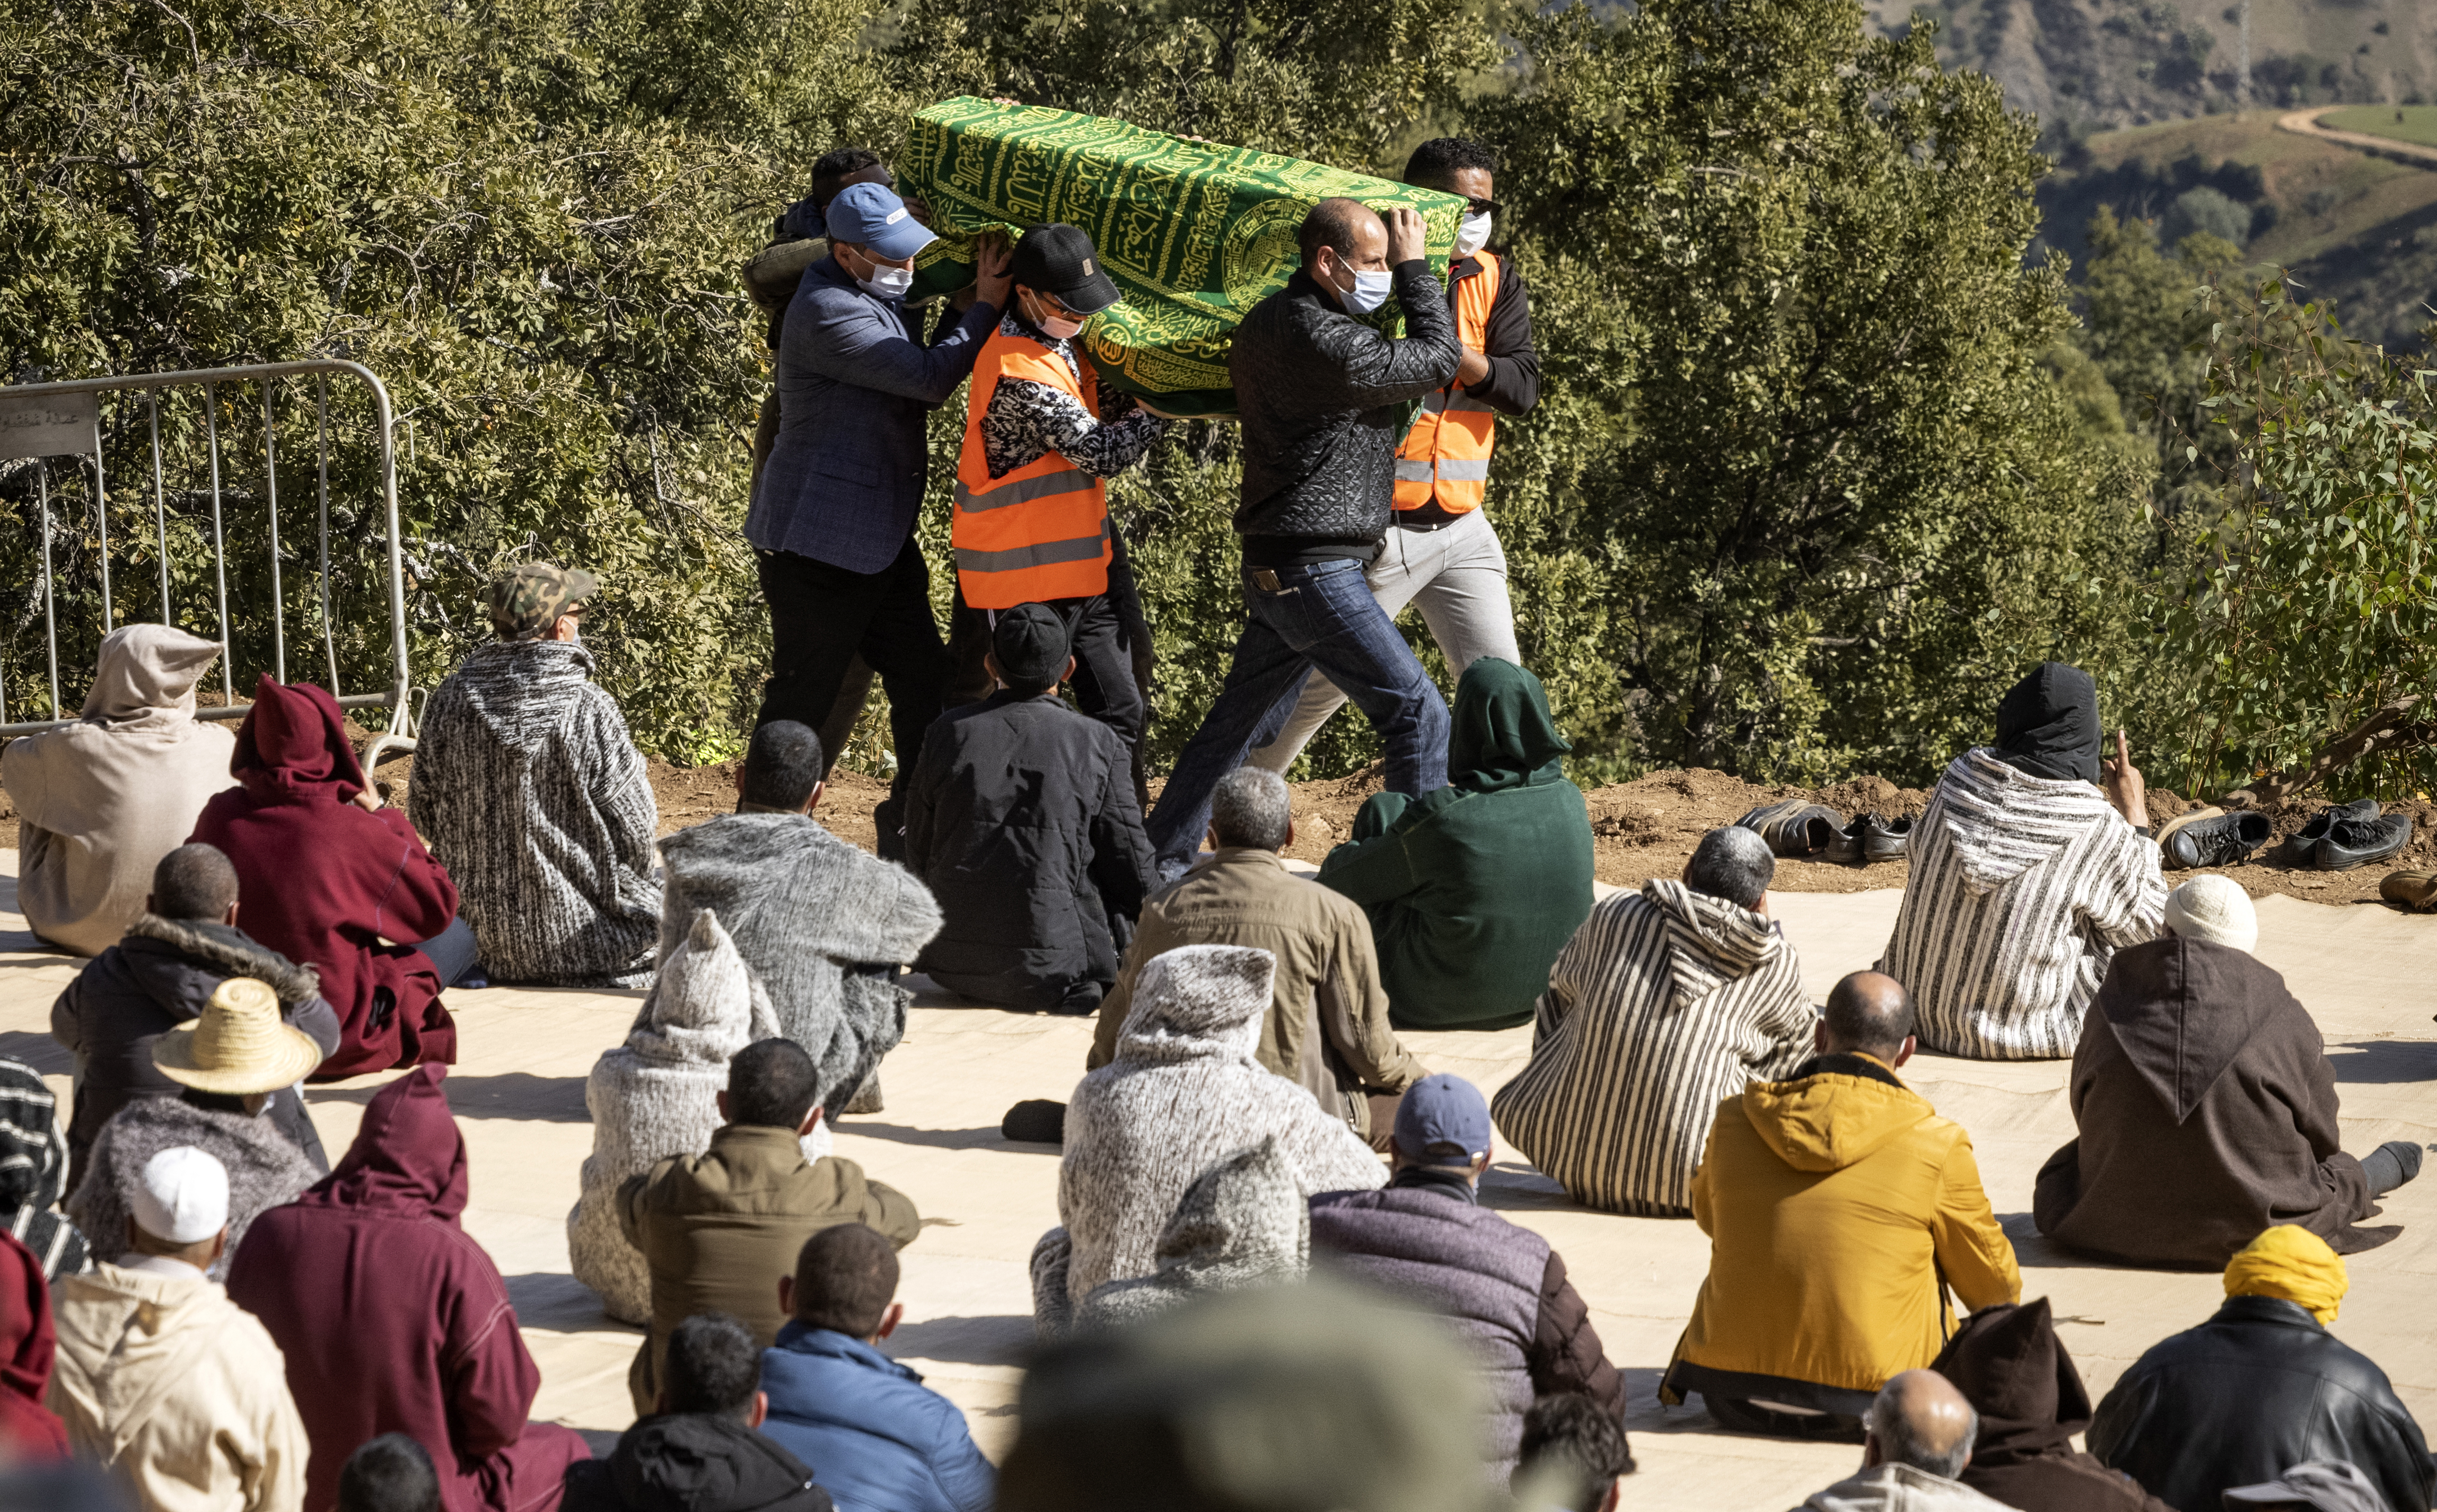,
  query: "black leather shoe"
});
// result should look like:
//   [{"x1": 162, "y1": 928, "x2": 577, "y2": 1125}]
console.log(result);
[
  {"x1": 1824, "y1": 816, "x2": 1866, "y2": 866},
  {"x1": 2293, "y1": 797, "x2": 2379, "y2": 866},
  {"x1": 1861, "y1": 813, "x2": 1913, "y2": 864},
  {"x1": 2319, "y1": 811, "x2": 2413, "y2": 872},
  {"x1": 1737, "y1": 801, "x2": 1846, "y2": 857},
  {"x1": 2160, "y1": 810, "x2": 2272, "y2": 869}
]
